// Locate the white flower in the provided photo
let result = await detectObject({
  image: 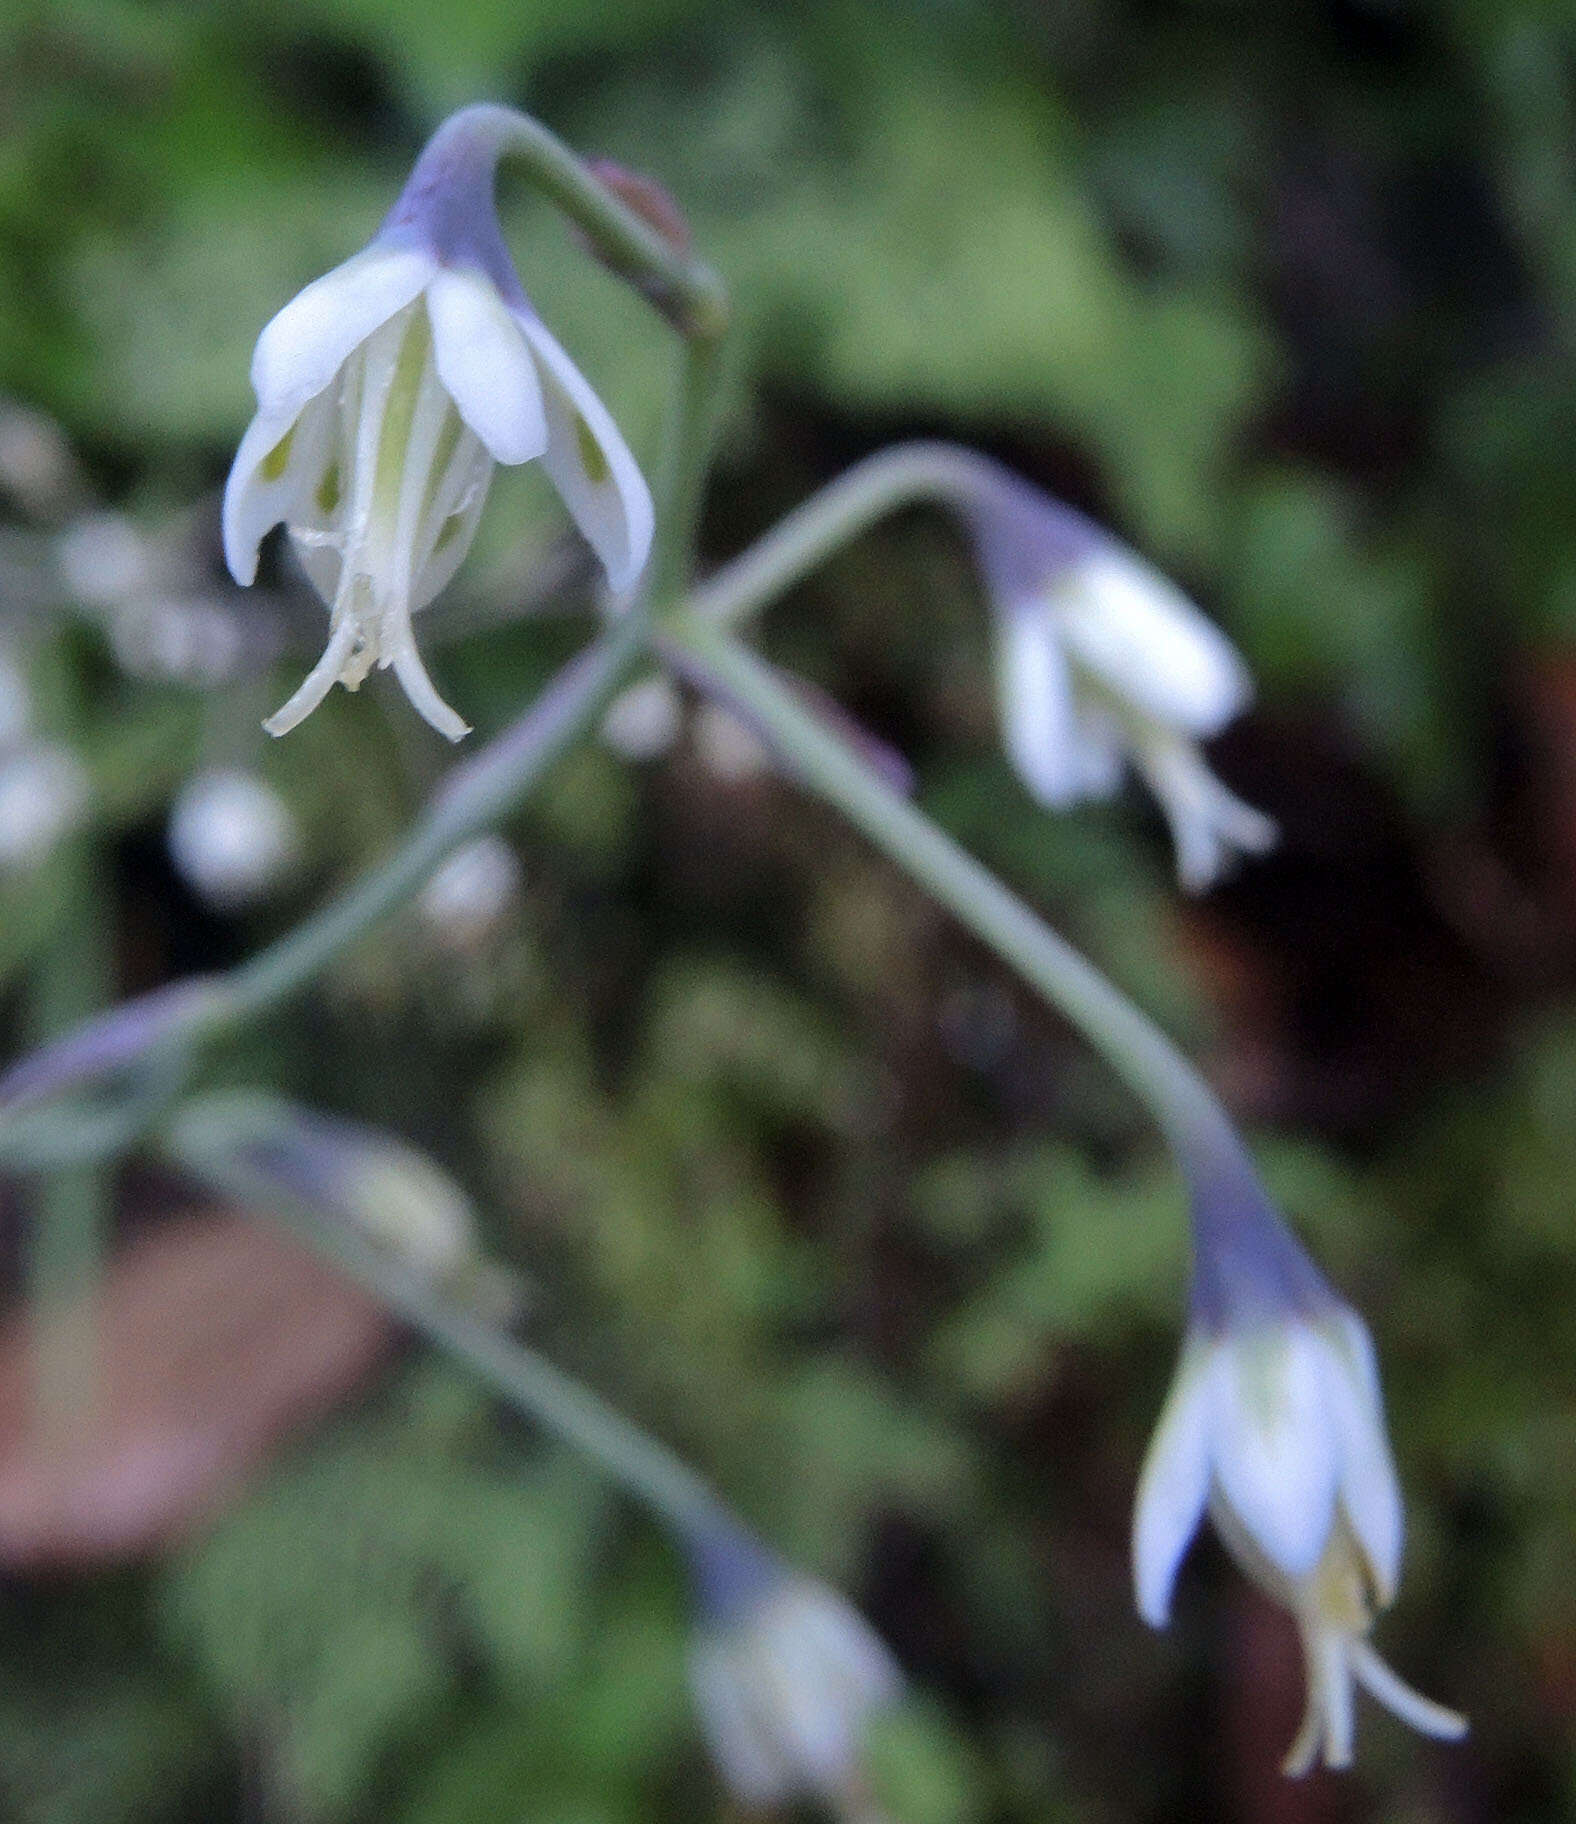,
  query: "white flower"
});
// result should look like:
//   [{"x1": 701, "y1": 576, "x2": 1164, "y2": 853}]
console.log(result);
[
  {"x1": 416, "y1": 834, "x2": 522, "y2": 947},
  {"x1": 960, "y1": 457, "x2": 1274, "y2": 890},
  {"x1": 0, "y1": 746, "x2": 89, "y2": 871},
  {"x1": 600, "y1": 673, "x2": 682, "y2": 761},
  {"x1": 996, "y1": 543, "x2": 1275, "y2": 891},
  {"x1": 167, "y1": 769, "x2": 298, "y2": 910},
  {"x1": 1134, "y1": 1305, "x2": 1466, "y2": 1774},
  {"x1": 224, "y1": 115, "x2": 653, "y2": 743},
  {"x1": 687, "y1": 1544, "x2": 902, "y2": 1816}
]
